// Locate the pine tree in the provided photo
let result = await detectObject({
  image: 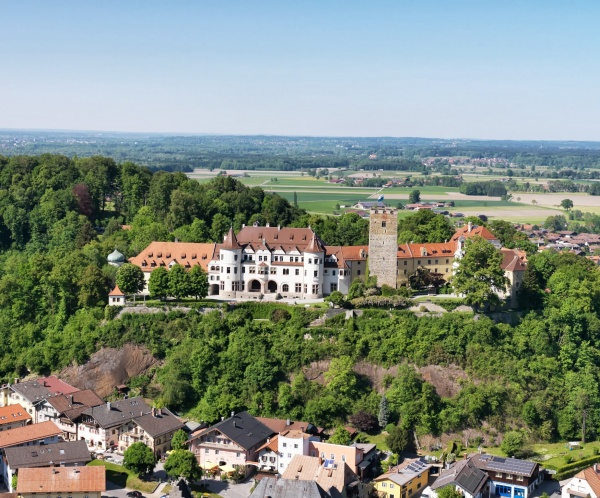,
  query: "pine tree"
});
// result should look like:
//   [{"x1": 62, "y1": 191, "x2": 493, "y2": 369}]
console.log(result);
[
  {"x1": 378, "y1": 393, "x2": 389, "y2": 428},
  {"x1": 293, "y1": 191, "x2": 298, "y2": 207}
]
